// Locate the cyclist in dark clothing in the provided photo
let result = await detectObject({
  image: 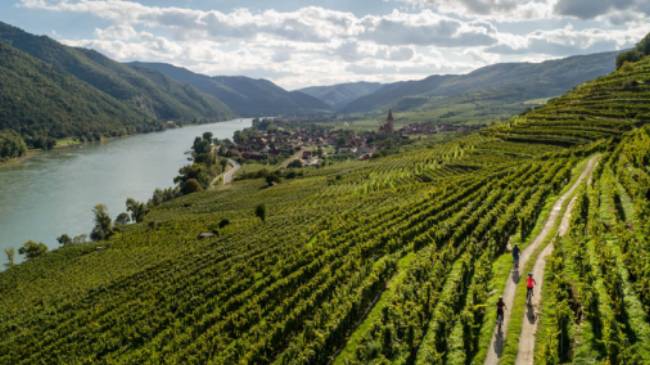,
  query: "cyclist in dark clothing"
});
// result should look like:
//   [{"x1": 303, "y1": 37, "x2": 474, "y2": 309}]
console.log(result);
[
  {"x1": 512, "y1": 244, "x2": 520, "y2": 269},
  {"x1": 496, "y1": 297, "x2": 506, "y2": 330}
]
